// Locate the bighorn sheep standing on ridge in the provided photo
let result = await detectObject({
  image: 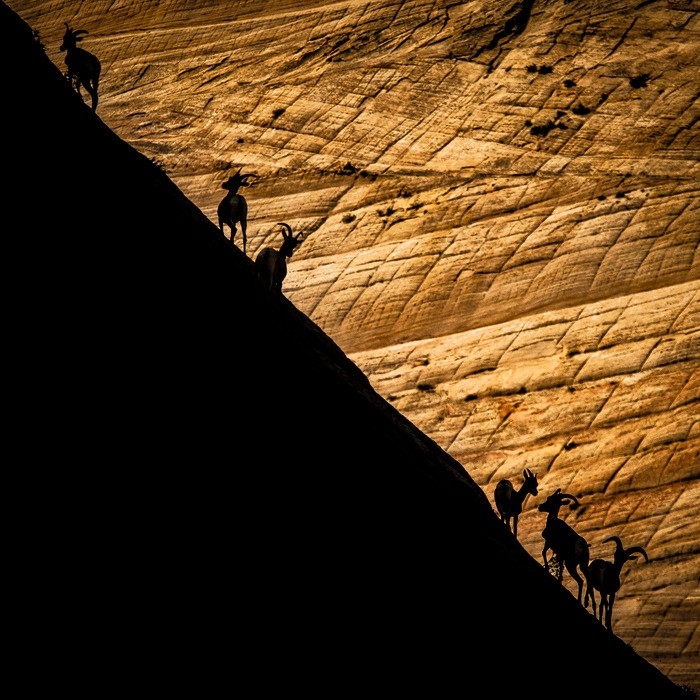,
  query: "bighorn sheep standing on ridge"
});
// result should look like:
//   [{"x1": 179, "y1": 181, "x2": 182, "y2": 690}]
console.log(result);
[
  {"x1": 60, "y1": 23, "x2": 101, "y2": 111},
  {"x1": 584, "y1": 535, "x2": 649, "y2": 633},
  {"x1": 538, "y1": 488, "x2": 590, "y2": 604},
  {"x1": 494, "y1": 468, "x2": 538, "y2": 540},
  {"x1": 255, "y1": 222, "x2": 304, "y2": 296},
  {"x1": 217, "y1": 169, "x2": 257, "y2": 254}
]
